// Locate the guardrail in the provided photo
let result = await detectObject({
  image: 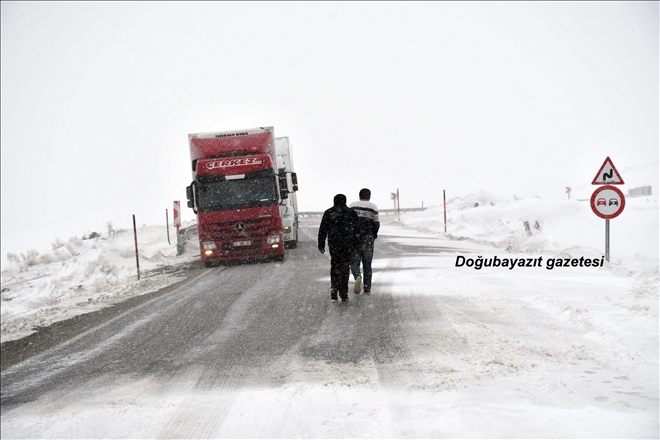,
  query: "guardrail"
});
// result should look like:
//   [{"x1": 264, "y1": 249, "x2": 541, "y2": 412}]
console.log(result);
[
  {"x1": 299, "y1": 207, "x2": 427, "y2": 217},
  {"x1": 628, "y1": 185, "x2": 652, "y2": 198},
  {"x1": 176, "y1": 225, "x2": 198, "y2": 255}
]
